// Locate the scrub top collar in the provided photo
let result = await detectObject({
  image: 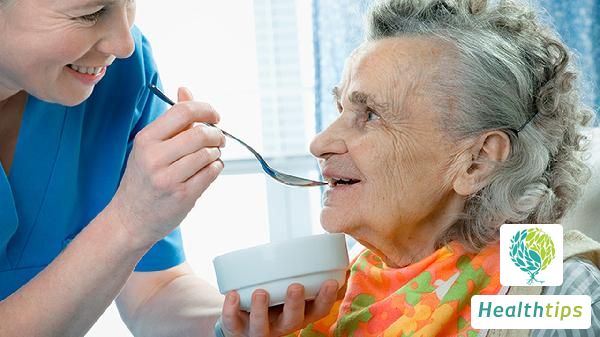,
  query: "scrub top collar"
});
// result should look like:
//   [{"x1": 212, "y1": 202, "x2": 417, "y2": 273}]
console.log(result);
[{"x1": 0, "y1": 95, "x2": 68, "y2": 269}]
